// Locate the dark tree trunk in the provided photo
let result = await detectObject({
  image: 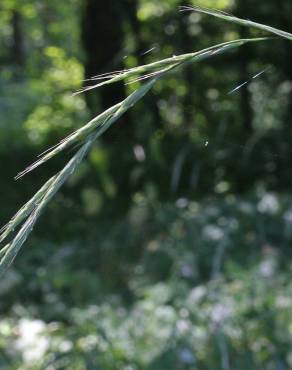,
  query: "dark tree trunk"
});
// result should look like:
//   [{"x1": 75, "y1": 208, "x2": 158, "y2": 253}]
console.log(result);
[
  {"x1": 81, "y1": 0, "x2": 136, "y2": 213},
  {"x1": 234, "y1": 0, "x2": 253, "y2": 133},
  {"x1": 11, "y1": 10, "x2": 24, "y2": 76},
  {"x1": 281, "y1": 3, "x2": 292, "y2": 131},
  {"x1": 178, "y1": 0, "x2": 196, "y2": 127},
  {"x1": 81, "y1": 0, "x2": 126, "y2": 114},
  {"x1": 124, "y1": 0, "x2": 161, "y2": 131},
  {"x1": 237, "y1": 27, "x2": 253, "y2": 133}
]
